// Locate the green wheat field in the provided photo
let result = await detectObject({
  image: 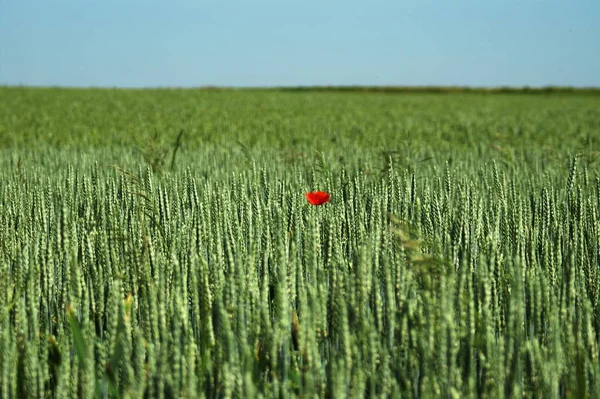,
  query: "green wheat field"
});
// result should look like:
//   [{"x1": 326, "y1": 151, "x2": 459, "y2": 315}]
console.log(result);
[{"x1": 1, "y1": 87, "x2": 600, "y2": 398}]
